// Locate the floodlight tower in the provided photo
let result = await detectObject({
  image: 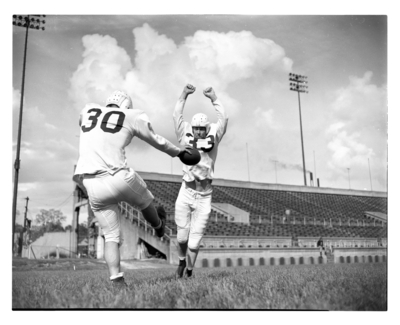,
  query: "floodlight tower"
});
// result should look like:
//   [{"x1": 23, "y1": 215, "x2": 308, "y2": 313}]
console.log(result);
[
  {"x1": 289, "y1": 73, "x2": 309, "y2": 186},
  {"x1": 12, "y1": 15, "x2": 46, "y2": 253}
]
